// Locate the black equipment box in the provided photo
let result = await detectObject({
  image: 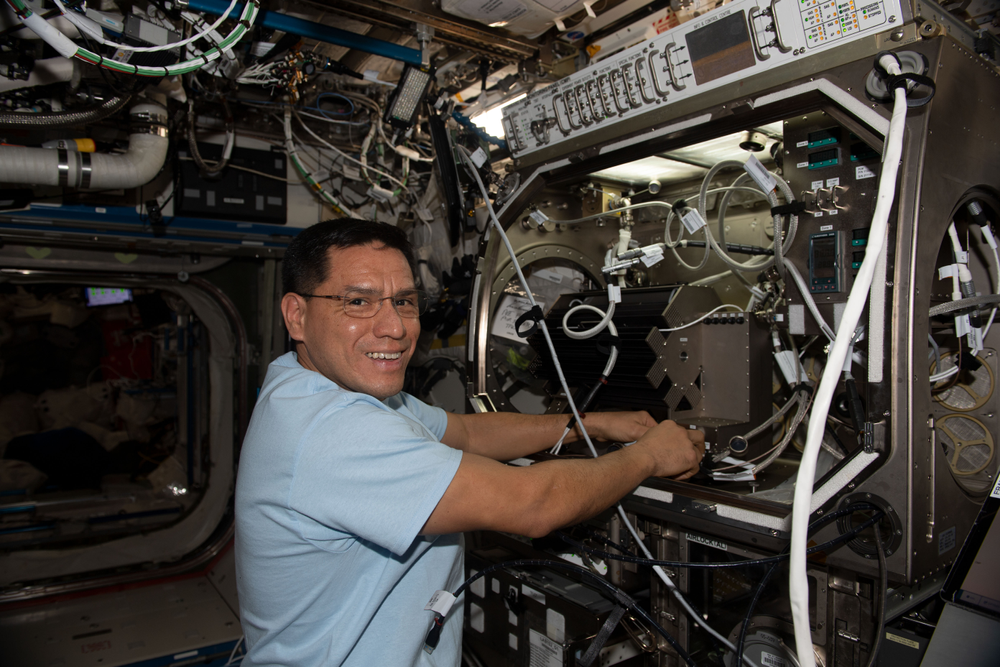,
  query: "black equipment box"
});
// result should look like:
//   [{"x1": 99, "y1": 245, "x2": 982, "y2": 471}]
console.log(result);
[{"x1": 176, "y1": 143, "x2": 288, "y2": 225}]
